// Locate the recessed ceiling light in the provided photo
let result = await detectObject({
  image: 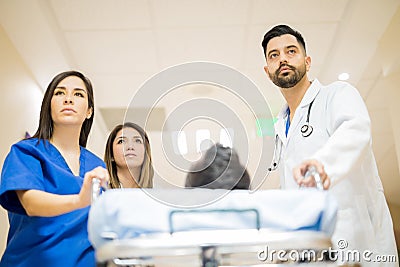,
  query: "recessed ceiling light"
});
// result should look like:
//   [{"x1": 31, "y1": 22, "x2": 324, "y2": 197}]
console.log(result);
[{"x1": 338, "y1": 72, "x2": 350, "y2": 81}]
